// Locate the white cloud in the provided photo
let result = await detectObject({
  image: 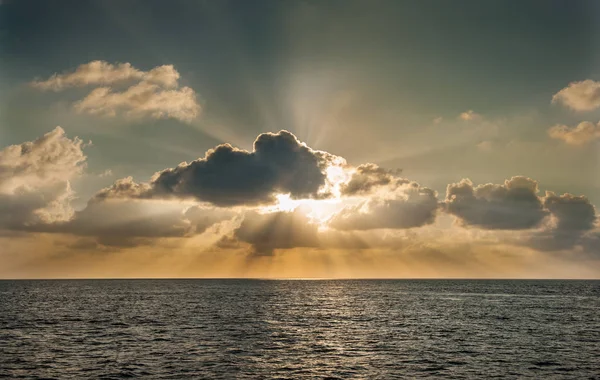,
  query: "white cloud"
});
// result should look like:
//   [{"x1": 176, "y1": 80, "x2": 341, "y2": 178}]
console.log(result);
[
  {"x1": 30, "y1": 61, "x2": 179, "y2": 91},
  {"x1": 552, "y1": 80, "x2": 600, "y2": 111},
  {"x1": 31, "y1": 61, "x2": 200, "y2": 123},
  {"x1": 0, "y1": 127, "x2": 86, "y2": 193},
  {"x1": 459, "y1": 110, "x2": 481, "y2": 121},
  {"x1": 548, "y1": 121, "x2": 600, "y2": 145},
  {"x1": 0, "y1": 127, "x2": 88, "y2": 227},
  {"x1": 74, "y1": 82, "x2": 200, "y2": 123}
]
